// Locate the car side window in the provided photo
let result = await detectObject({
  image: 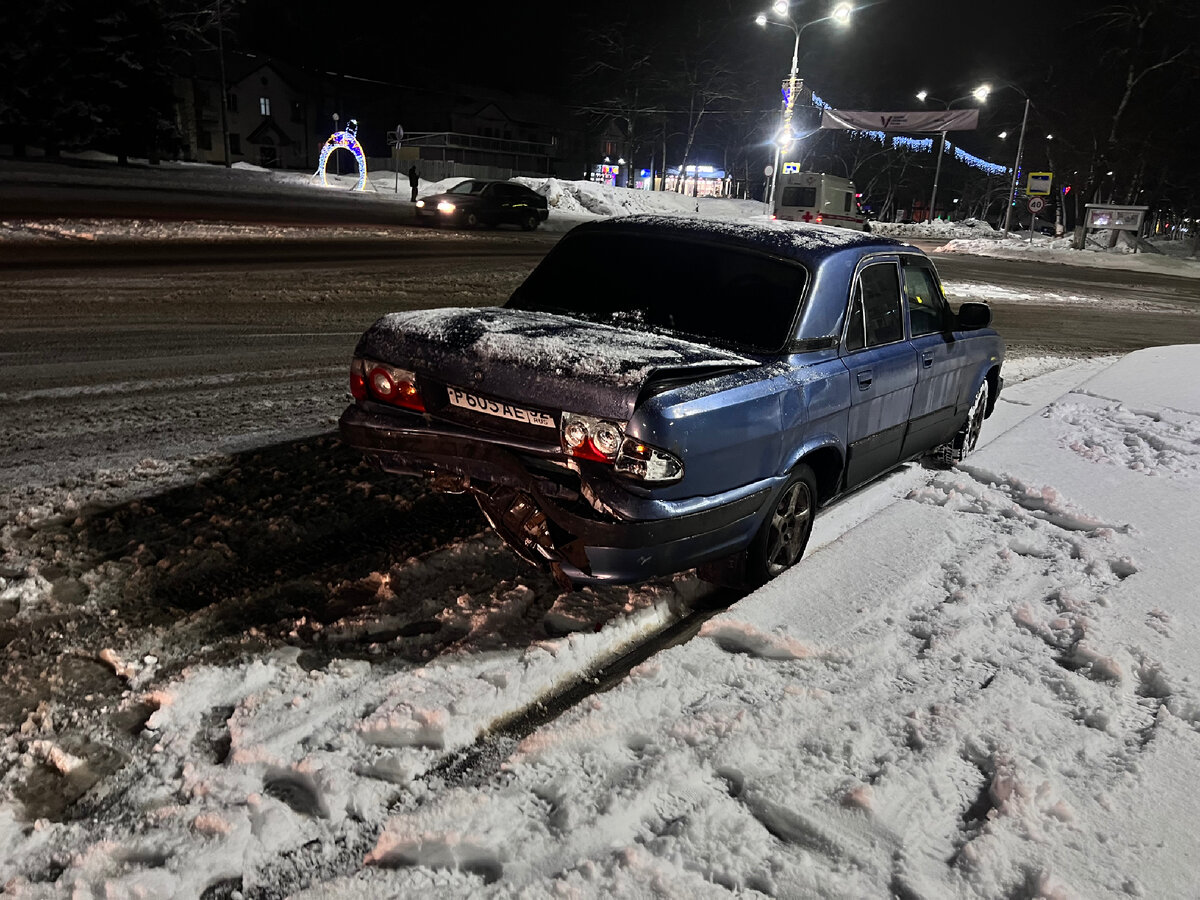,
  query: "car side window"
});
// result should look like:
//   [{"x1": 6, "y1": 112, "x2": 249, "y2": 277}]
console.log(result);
[
  {"x1": 845, "y1": 262, "x2": 903, "y2": 351},
  {"x1": 903, "y1": 262, "x2": 950, "y2": 336}
]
